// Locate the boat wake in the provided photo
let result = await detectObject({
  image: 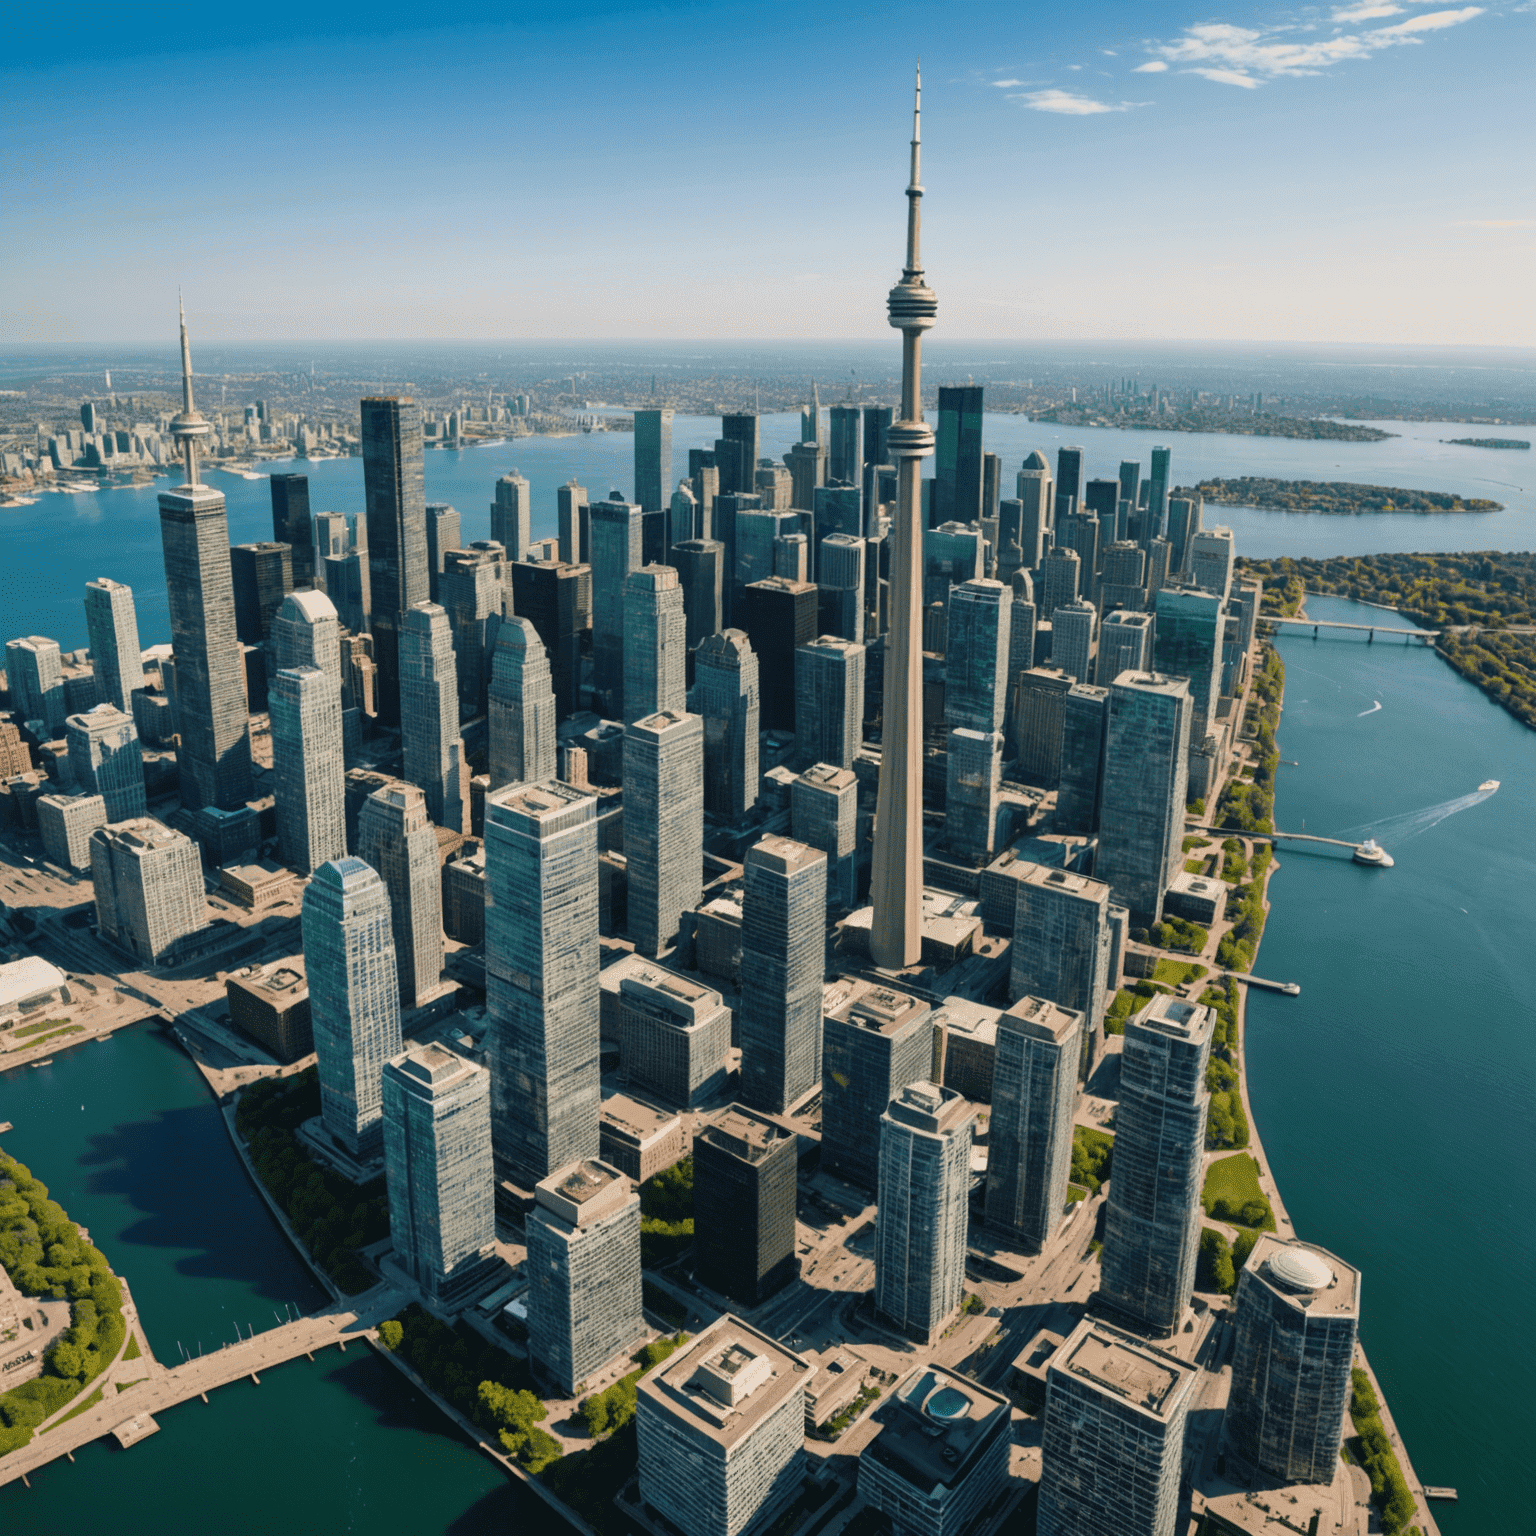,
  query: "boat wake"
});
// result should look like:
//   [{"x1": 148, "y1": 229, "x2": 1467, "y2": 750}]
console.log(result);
[
  {"x1": 1357, "y1": 701, "x2": 1382, "y2": 716},
  {"x1": 1345, "y1": 785, "x2": 1497, "y2": 844}
]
